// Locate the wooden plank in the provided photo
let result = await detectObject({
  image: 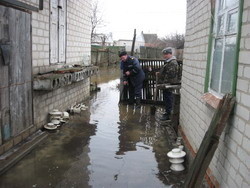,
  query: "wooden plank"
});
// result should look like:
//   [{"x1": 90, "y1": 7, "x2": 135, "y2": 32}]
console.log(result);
[
  {"x1": 58, "y1": 0, "x2": 66, "y2": 63},
  {"x1": 0, "y1": 6, "x2": 11, "y2": 142},
  {"x1": 184, "y1": 93, "x2": 235, "y2": 188},
  {"x1": 8, "y1": 8, "x2": 32, "y2": 136},
  {"x1": 50, "y1": 0, "x2": 59, "y2": 64}
]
